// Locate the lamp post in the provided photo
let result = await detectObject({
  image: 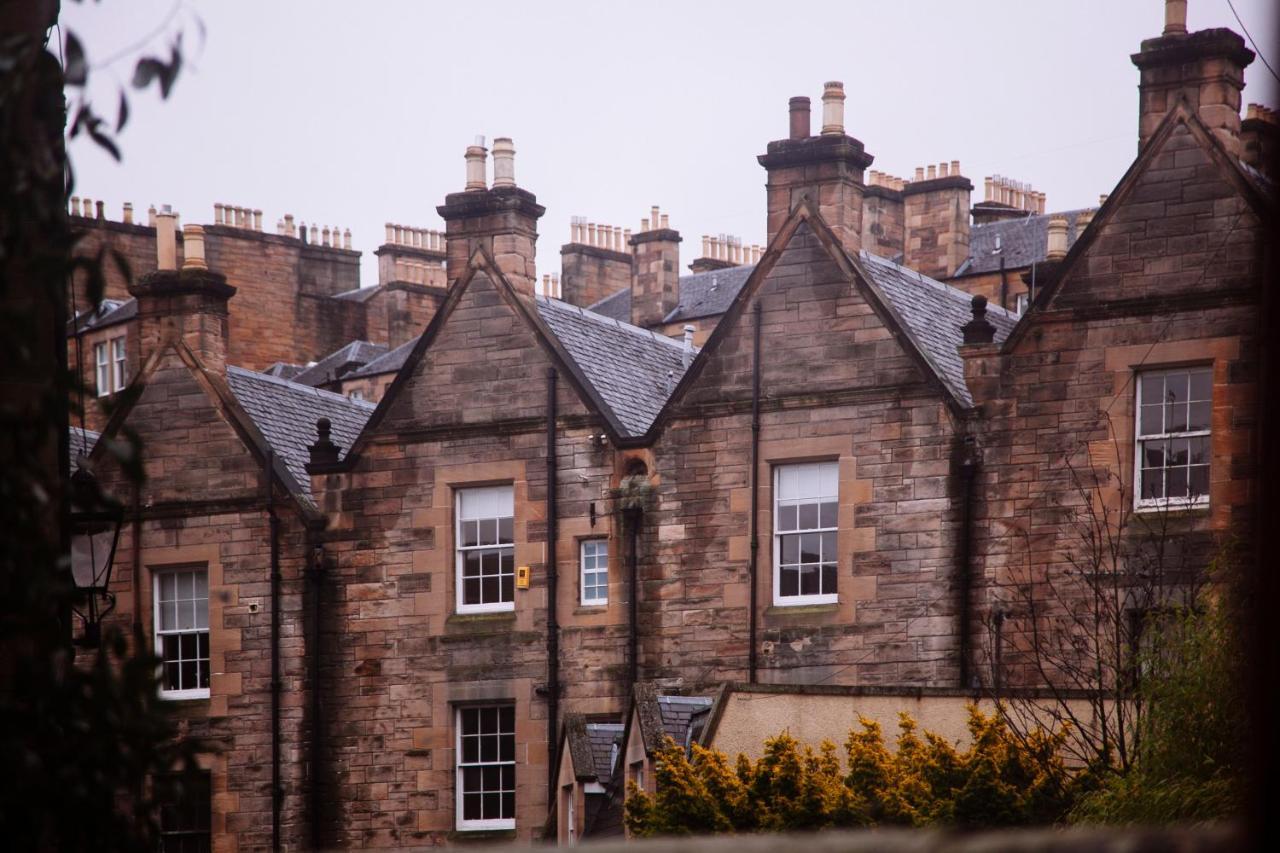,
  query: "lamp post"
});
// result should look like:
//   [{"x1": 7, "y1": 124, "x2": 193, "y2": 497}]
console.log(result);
[{"x1": 68, "y1": 467, "x2": 122, "y2": 648}]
